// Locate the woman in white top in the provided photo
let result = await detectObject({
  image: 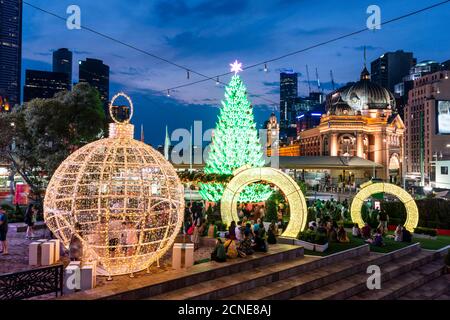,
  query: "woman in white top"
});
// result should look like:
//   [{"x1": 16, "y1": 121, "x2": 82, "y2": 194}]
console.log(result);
[
  {"x1": 394, "y1": 225, "x2": 403, "y2": 242},
  {"x1": 352, "y1": 223, "x2": 362, "y2": 238}
]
